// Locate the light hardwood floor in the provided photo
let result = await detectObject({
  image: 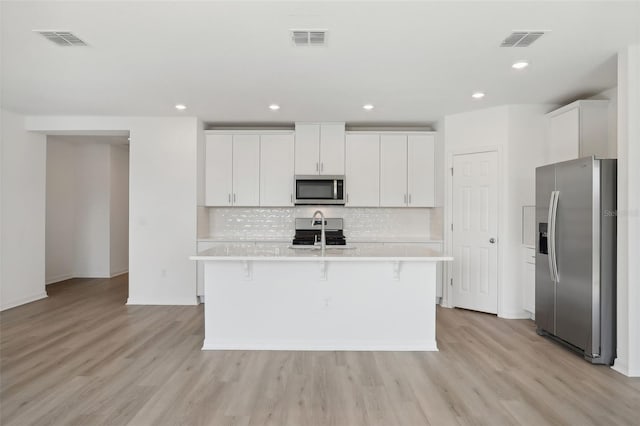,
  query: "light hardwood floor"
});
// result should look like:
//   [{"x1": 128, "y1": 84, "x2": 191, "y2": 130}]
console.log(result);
[{"x1": 1, "y1": 276, "x2": 639, "y2": 426}]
